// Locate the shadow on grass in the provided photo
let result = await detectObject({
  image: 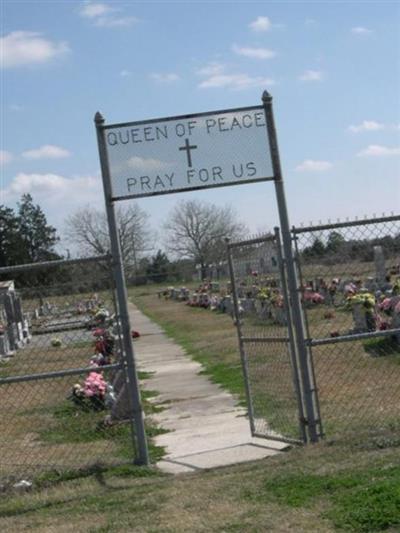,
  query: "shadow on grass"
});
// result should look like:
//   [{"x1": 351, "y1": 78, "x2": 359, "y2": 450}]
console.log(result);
[{"x1": 363, "y1": 336, "x2": 400, "y2": 358}]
